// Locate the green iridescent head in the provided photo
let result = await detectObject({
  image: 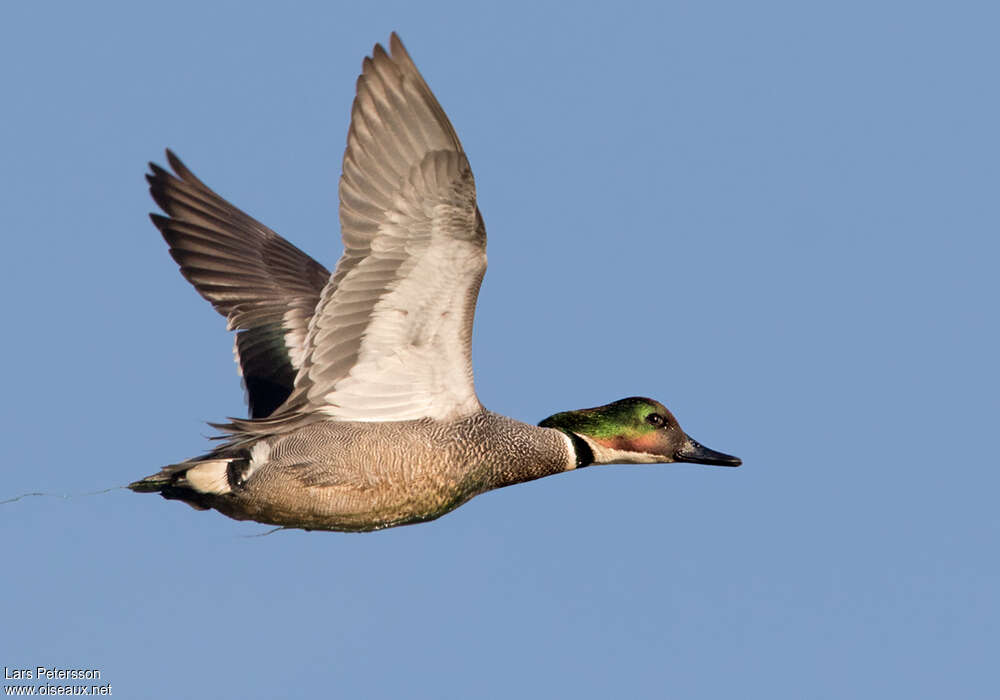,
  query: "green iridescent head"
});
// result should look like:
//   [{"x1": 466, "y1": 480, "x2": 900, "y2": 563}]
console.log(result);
[{"x1": 539, "y1": 397, "x2": 741, "y2": 468}]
